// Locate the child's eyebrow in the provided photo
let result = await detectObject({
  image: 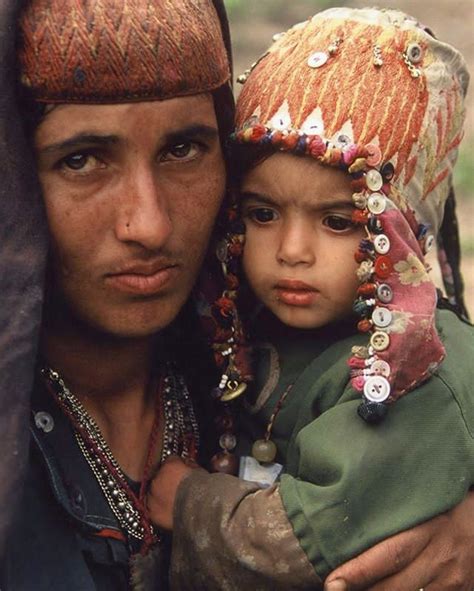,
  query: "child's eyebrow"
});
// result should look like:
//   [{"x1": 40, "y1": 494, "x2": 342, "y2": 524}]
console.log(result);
[
  {"x1": 240, "y1": 191, "x2": 353, "y2": 211},
  {"x1": 240, "y1": 191, "x2": 276, "y2": 205}
]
